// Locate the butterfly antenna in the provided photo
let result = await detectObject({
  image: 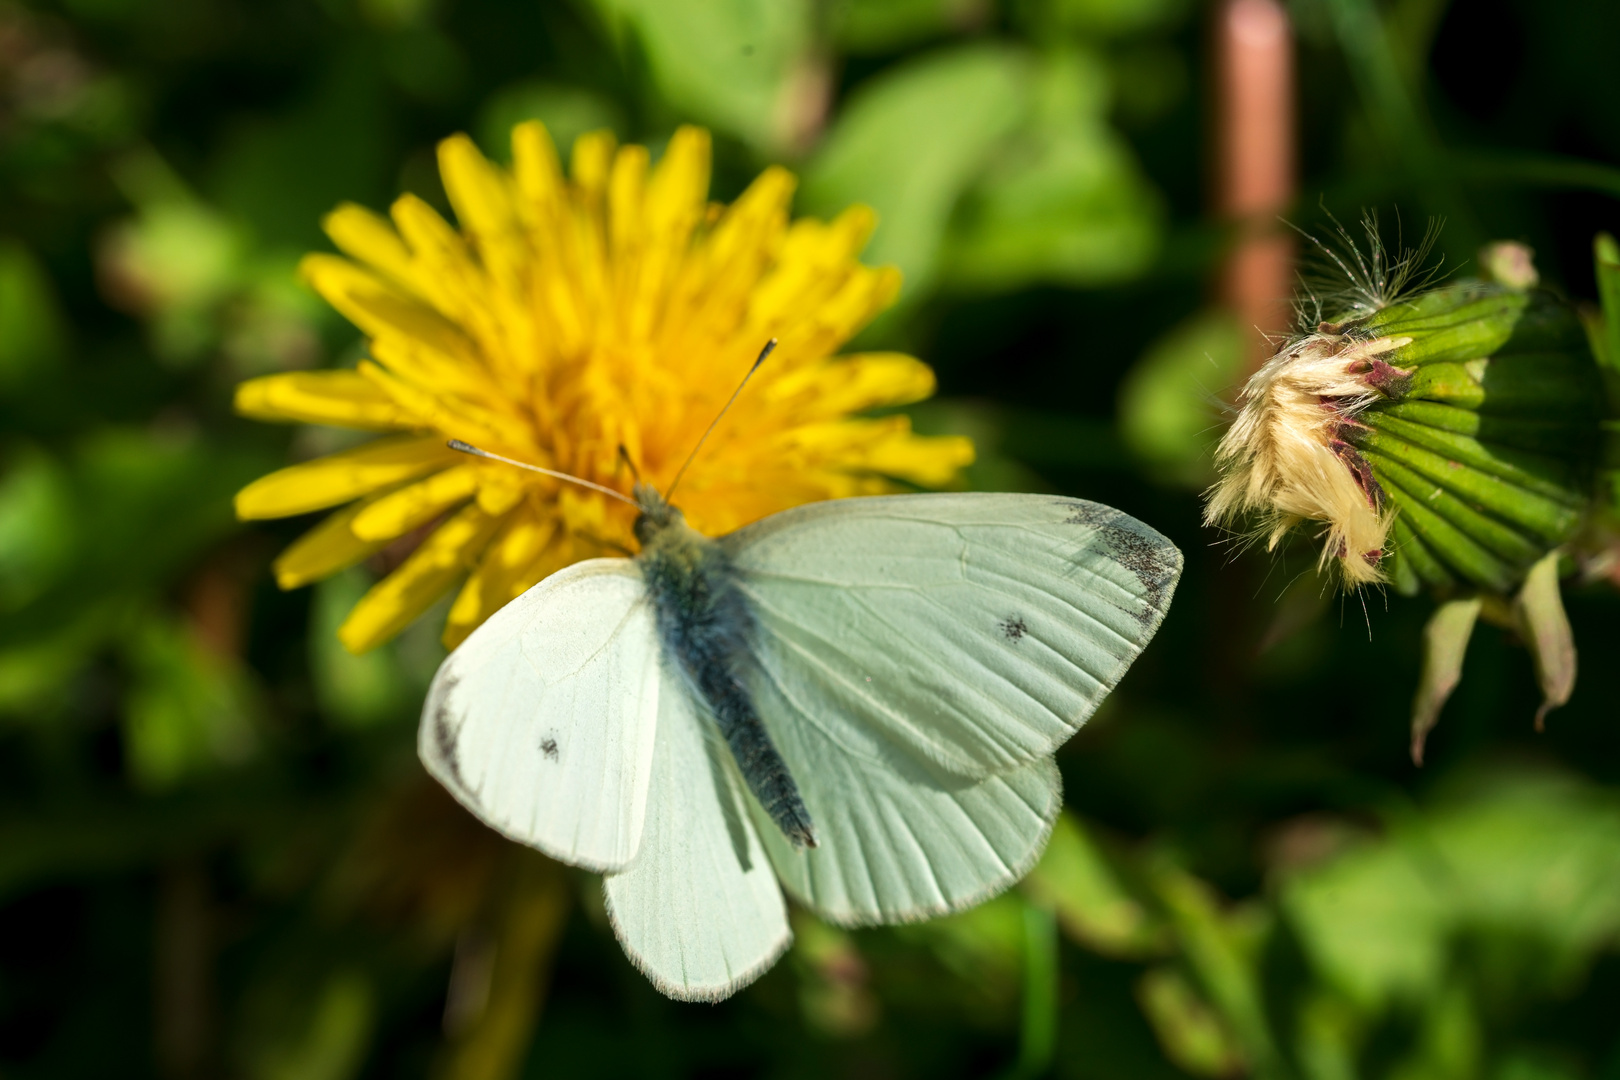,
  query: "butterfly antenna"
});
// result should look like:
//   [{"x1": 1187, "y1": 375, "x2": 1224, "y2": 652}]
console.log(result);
[
  {"x1": 447, "y1": 439, "x2": 639, "y2": 507},
  {"x1": 665, "y1": 338, "x2": 777, "y2": 499},
  {"x1": 617, "y1": 444, "x2": 642, "y2": 484}
]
